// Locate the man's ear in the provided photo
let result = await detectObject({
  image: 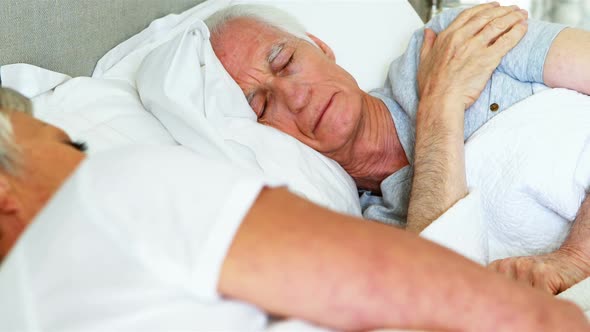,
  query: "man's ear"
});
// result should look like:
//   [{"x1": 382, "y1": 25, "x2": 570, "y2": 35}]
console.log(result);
[
  {"x1": 0, "y1": 177, "x2": 19, "y2": 216},
  {"x1": 306, "y1": 33, "x2": 336, "y2": 62}
]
